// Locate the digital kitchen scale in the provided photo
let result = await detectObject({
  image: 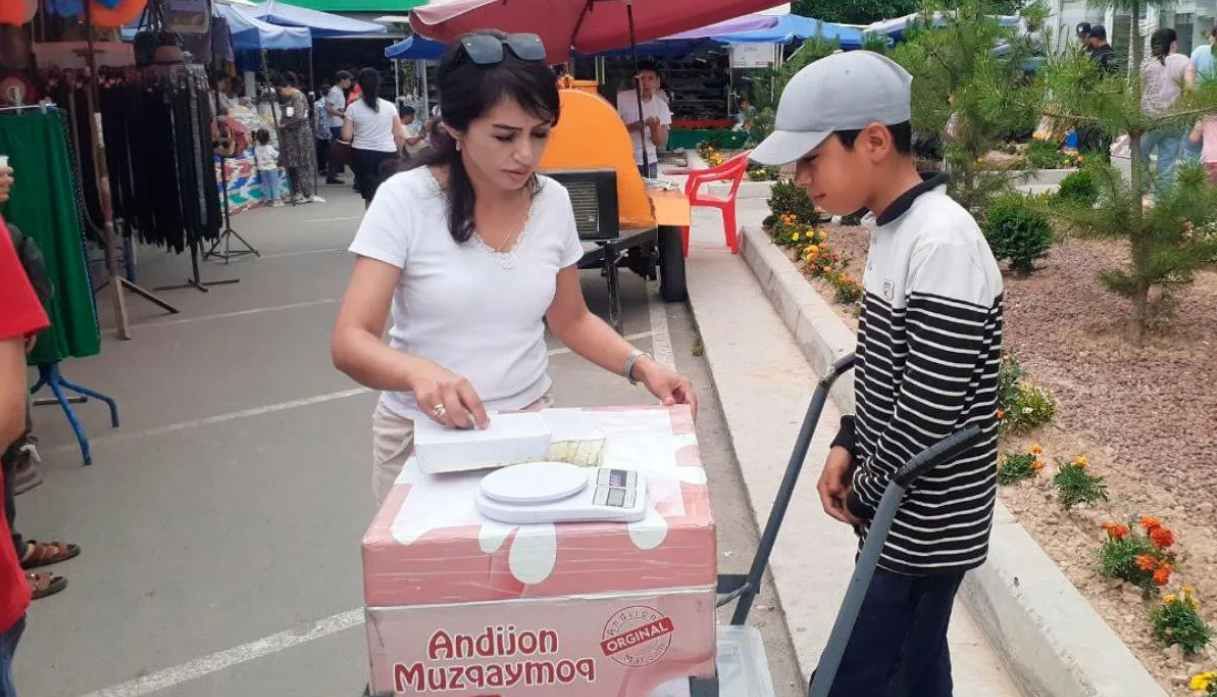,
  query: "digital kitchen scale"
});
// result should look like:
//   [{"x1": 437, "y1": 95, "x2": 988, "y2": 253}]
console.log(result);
[{"x1": 475, "y1": 462, "x2": 648, "y2": 525}]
